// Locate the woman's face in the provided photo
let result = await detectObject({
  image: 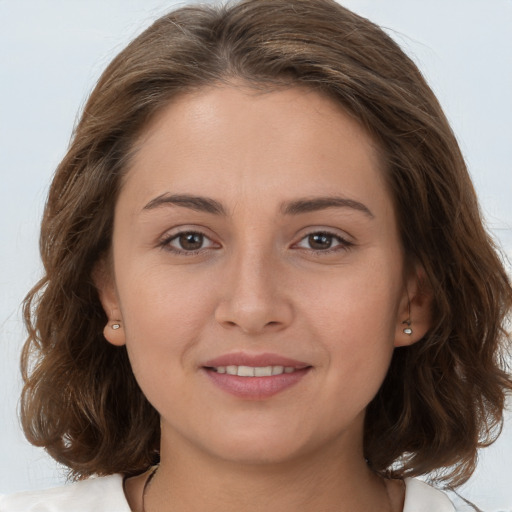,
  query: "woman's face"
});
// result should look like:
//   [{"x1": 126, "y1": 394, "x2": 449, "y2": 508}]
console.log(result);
[{"x1": 99, "y1": 85, "x2": 424, "y2": 466}]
